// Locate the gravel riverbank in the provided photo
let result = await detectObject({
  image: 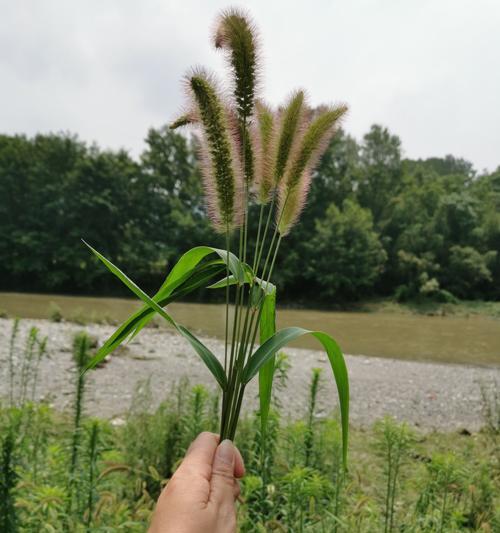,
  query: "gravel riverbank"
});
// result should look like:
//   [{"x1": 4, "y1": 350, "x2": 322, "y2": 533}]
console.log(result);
[{"x1": 1, "y1": 318, "x2": 498, "y2": 431}]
